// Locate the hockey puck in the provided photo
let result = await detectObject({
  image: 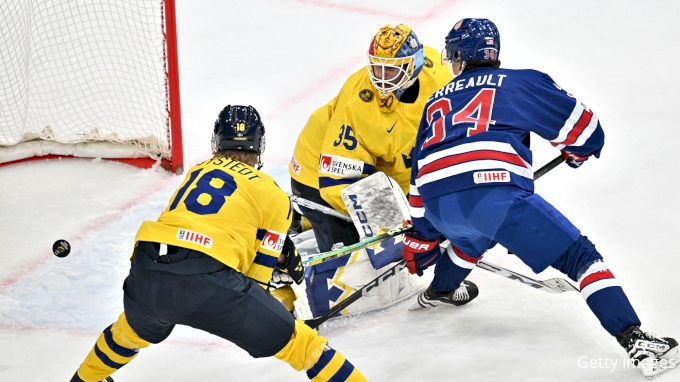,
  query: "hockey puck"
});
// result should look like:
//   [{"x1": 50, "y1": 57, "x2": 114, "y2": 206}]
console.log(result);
[{"x1": 52, "y1": 239, "x2": 71, "y2": 258}]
